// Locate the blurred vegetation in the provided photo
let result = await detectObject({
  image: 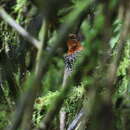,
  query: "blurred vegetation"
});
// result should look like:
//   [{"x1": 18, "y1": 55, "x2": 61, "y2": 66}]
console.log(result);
[{"x1": 0, "y1": 0, "x2": 130, "y2": 130}]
